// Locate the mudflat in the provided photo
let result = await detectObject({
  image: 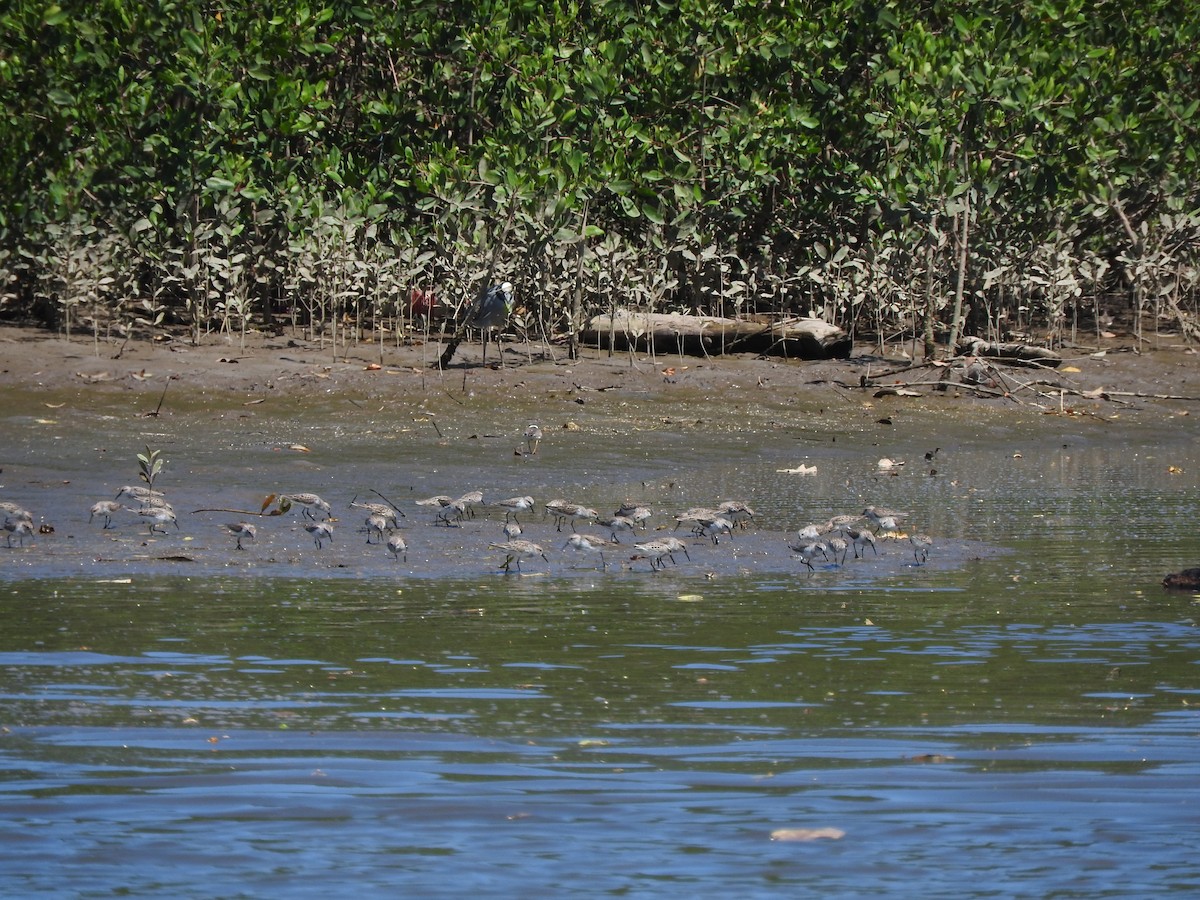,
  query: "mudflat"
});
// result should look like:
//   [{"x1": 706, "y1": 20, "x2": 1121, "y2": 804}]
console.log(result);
[{"x1": 1, "y1": 324, "x2": 1197, "y2": 420}]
